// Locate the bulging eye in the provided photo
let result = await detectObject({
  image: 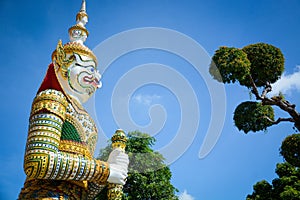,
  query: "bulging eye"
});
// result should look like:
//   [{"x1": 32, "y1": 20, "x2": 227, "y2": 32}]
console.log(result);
[{"x1": 87, "y1": 66, "x2": 95, "y2": 73}]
